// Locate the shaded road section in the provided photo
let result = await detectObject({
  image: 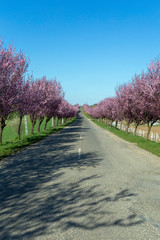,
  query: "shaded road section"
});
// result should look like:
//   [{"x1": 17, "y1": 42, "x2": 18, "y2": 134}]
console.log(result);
[{"x1": 1, "y1": 109, "x2": 160, "y2": 239}]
